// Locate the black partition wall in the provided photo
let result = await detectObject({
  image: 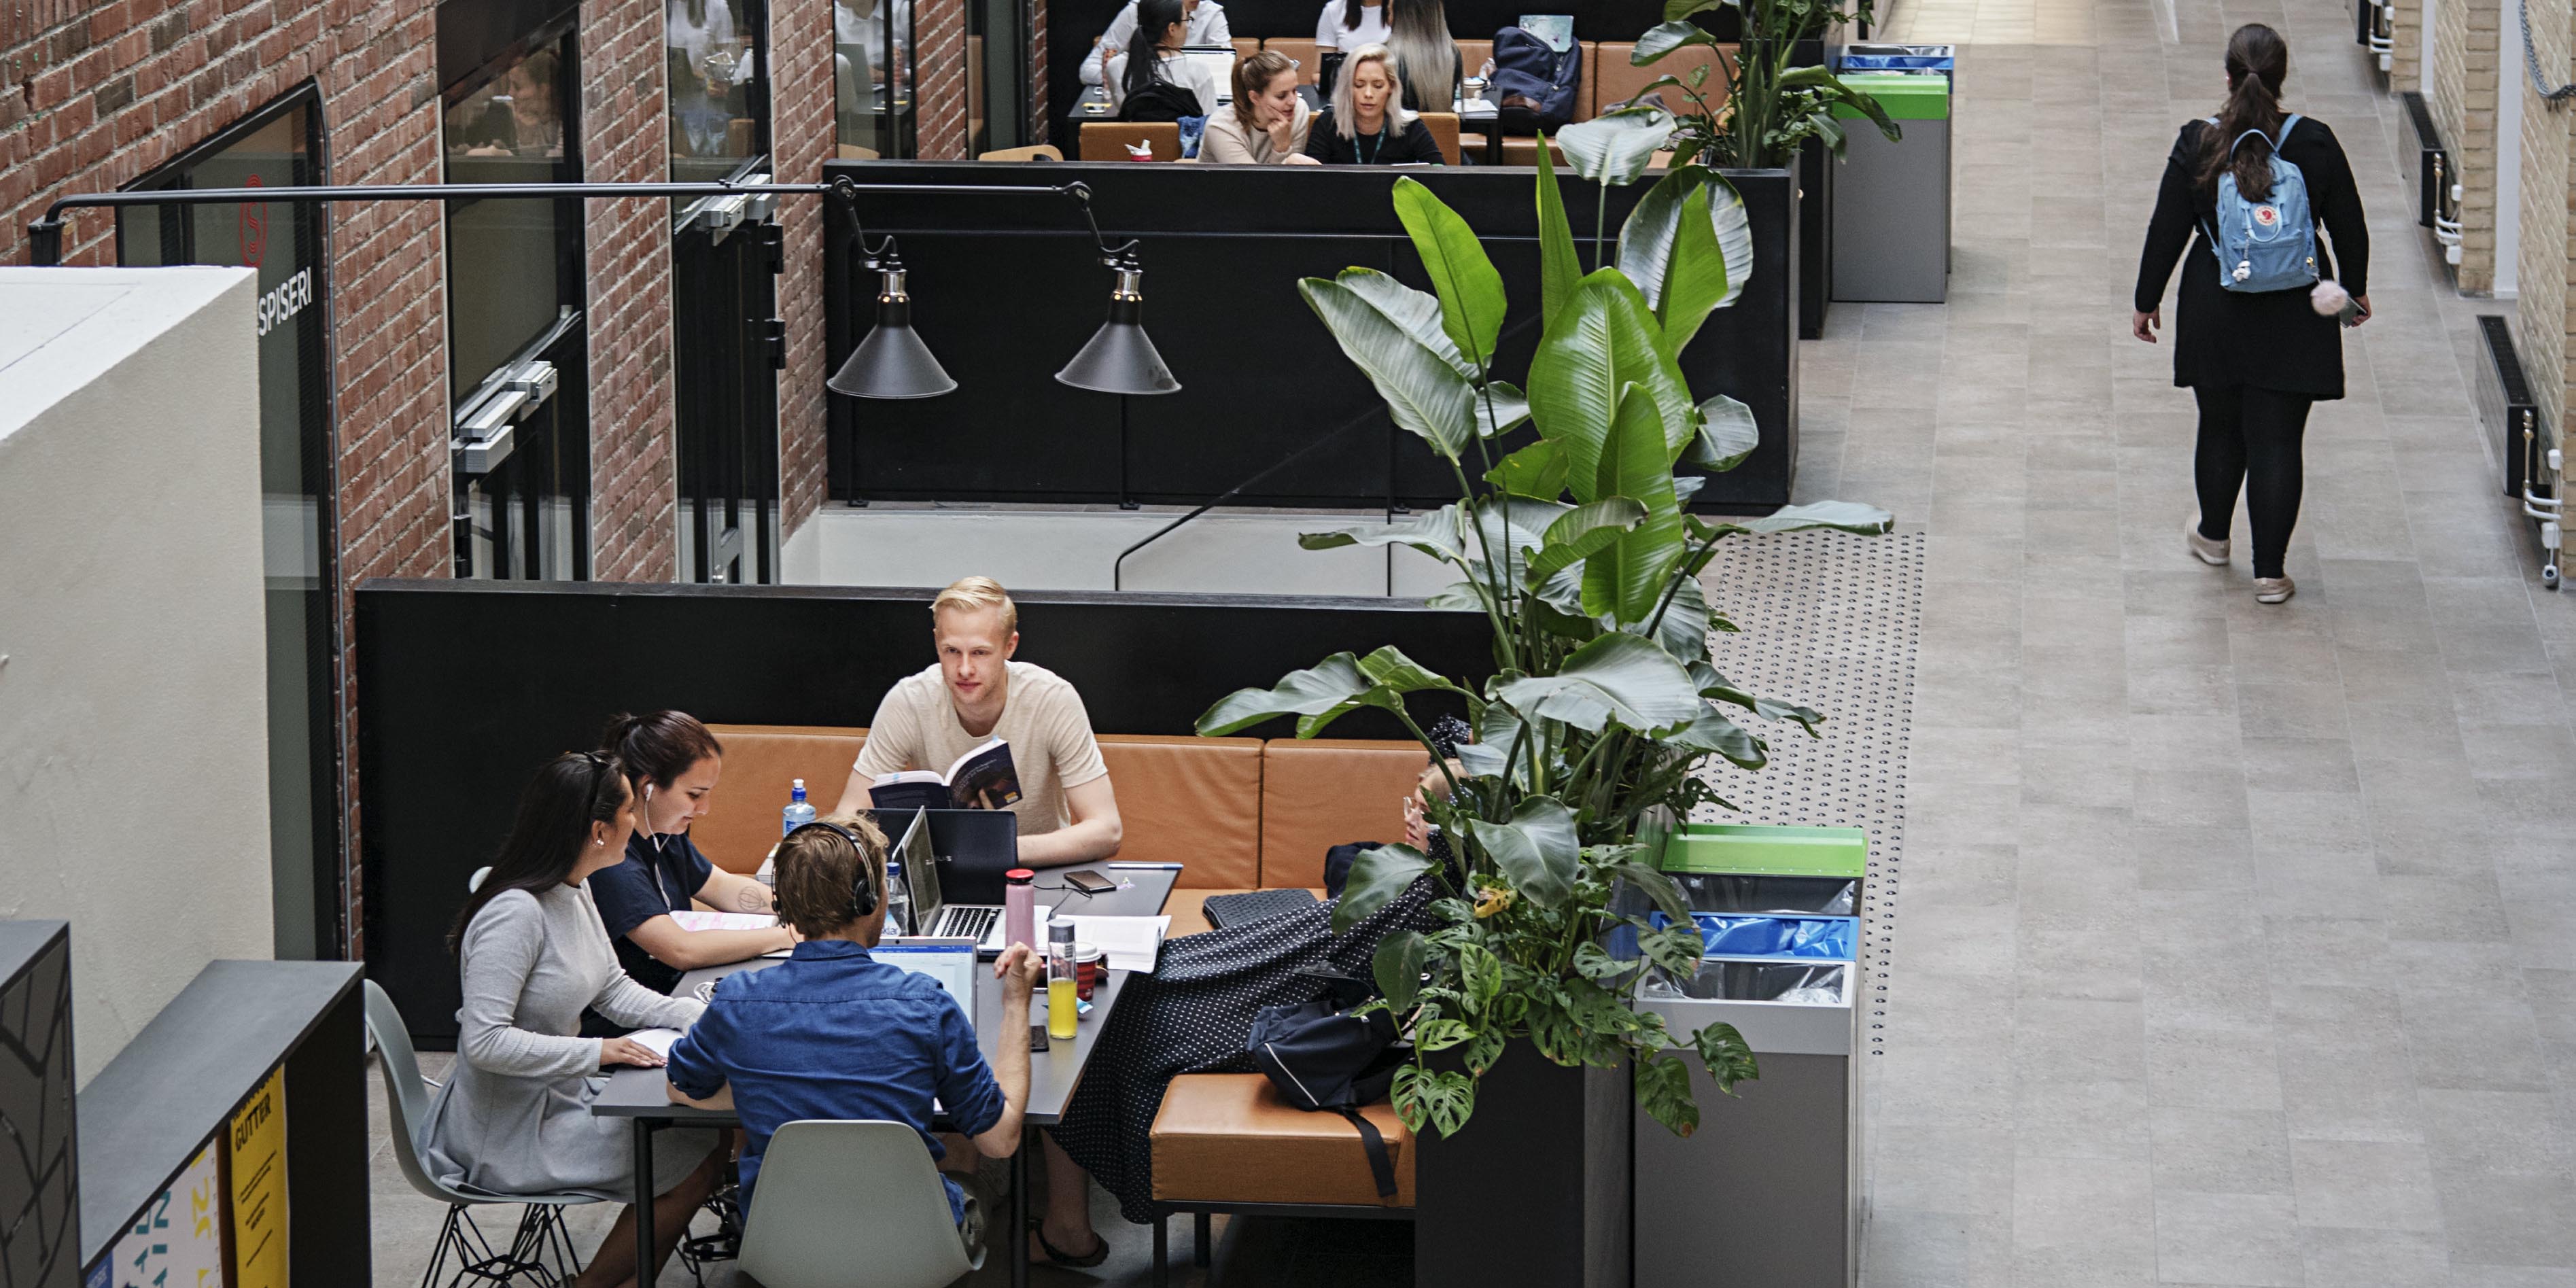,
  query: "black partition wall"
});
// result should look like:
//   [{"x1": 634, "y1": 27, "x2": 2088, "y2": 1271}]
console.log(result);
[
  {"x1": 822, "y1": 160, "x2": 1797, "y2": 510},
  {"x1": 358, "y1": 579, "x2": 1494, "y2": 1041}
]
